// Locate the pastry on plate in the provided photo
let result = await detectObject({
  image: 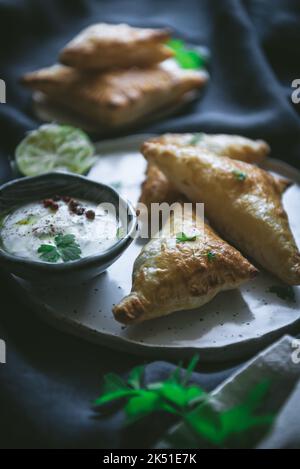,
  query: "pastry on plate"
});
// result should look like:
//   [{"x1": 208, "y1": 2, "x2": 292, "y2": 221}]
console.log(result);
[
  {"x1": 21, "y1": 63, "x2": 207, "y2": 130},
  {"x1": 142, "y1": 142, "x2": 299, "y2": 285},
  {"x1": 60, "y1": 23, "x2": 174, "y2": 70},
  {"x1": 113, "y1": 205, "x2": 258, "y2": 324},
  {"x1": 148, "y1": 133, "x2": 270, "y2": 164},
  {"x1": 139, "y1": 163, "x2": 184, "y2": 210},
  {"x1": 139, "y1": 133, "x2": 270, "y2": 210}
]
